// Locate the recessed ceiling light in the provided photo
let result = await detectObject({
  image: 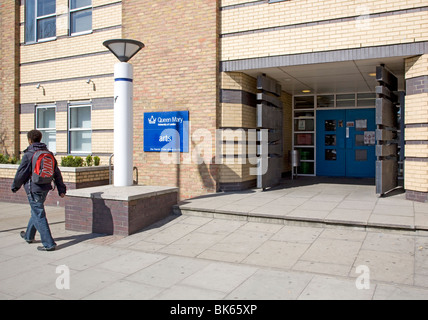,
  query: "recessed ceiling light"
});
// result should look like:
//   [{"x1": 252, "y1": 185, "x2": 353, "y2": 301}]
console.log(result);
[
  {"x1": 369, "y1": 73, "x2": 376, "y2": 77},
  {"x1": 302, "y1": 90, "x2": 311, "y2": 93}
]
